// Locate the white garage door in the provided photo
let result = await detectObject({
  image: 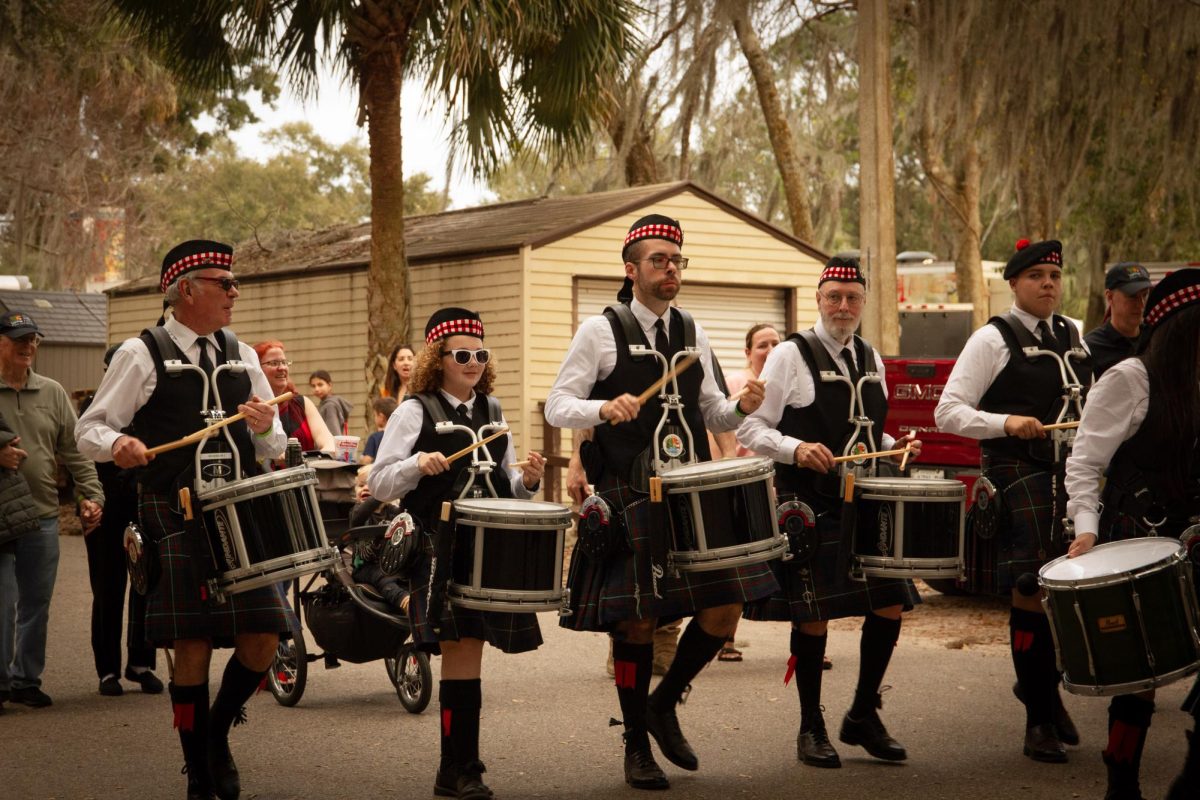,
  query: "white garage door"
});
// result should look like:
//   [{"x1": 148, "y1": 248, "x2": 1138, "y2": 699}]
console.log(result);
[{"x1": 575, "y1": 278, "x2": 788, "y2": 382}]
